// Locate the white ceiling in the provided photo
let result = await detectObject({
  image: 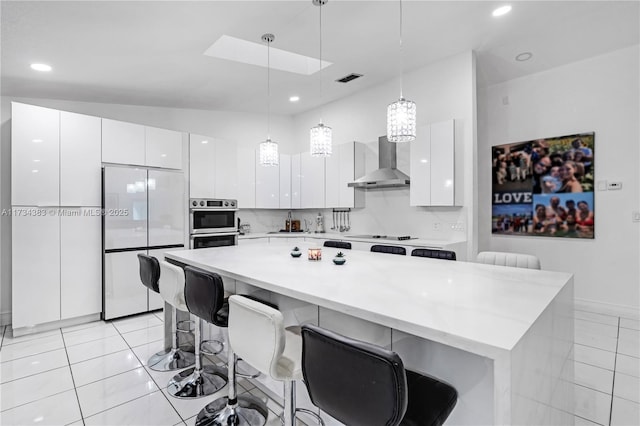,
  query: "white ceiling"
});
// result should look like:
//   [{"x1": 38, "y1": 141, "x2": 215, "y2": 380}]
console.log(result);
[{"x1": 2, "y1": 1, "x2": 638, "y2": 116}]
